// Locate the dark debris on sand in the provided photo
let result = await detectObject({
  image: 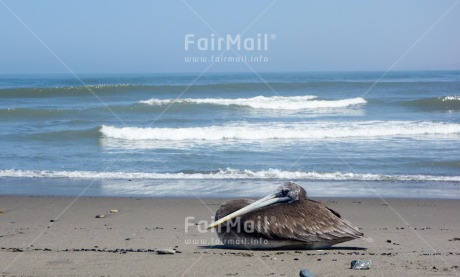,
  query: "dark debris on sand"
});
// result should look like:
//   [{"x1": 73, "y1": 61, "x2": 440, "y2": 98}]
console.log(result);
[{"x1": 0, "y1": 247, "x2": 182, "y2": 255}]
